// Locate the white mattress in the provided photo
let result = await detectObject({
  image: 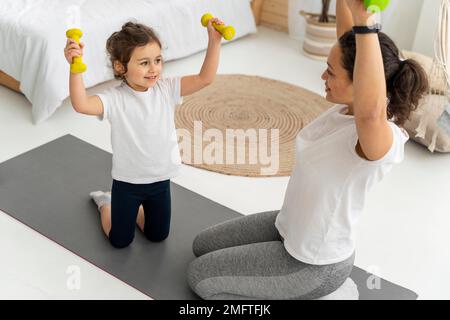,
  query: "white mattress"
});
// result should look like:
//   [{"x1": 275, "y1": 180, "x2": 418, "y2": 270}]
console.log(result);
[{"x1": 0, "y1": 0, "x2": 256, "y2": 123}]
